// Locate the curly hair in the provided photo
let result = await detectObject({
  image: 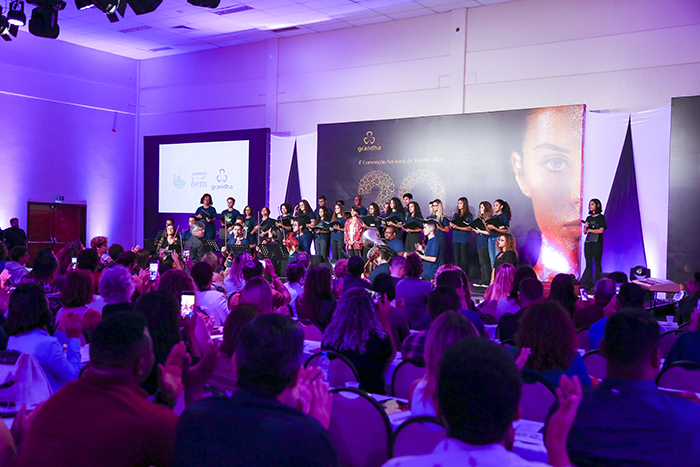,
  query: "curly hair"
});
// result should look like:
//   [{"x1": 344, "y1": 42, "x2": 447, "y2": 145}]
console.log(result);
[
  {"x1": 98, "y1": 265, "x2": 135, "y2": 305},
  {"x1": 200, "y1": 193, "x2": 212, "y2": 205},
  {"x1": 516, "y1": 301, "x2": 577, "y2": 373},
  {"x1": 157, "y1": 268, "x2": 195, "y2": 303},
  {"x1": 90, "y1": 236, "x2": 108, "y2": 250},
  {"x1": 333, "y1": 259, "x2": 349, "y2": 279},
  {"x1": 499, "y1": 233, "x2": 517, "y2": 255},
  {"x1": 322, "y1": 288, "x2": 385, "y2": 354},
  {"x1": 484, "y1": 263, "x2": 515, "y2": 301}
]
